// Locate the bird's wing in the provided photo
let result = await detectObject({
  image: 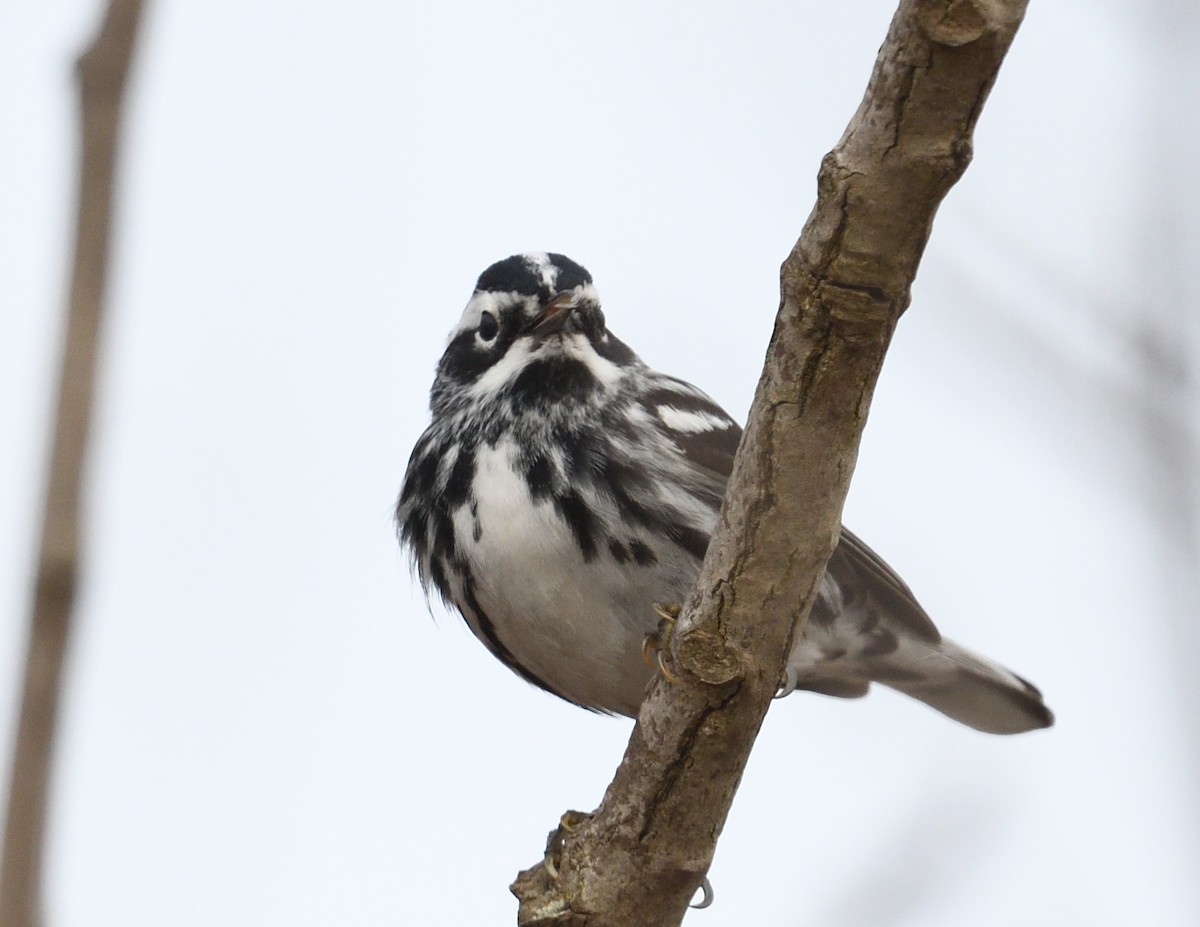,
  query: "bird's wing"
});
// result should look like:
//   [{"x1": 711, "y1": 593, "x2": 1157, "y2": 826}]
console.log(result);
[
  {"x1": 638, "y1": 372, "x2": 1050, "y2": 734},
  {"x1": 642, "y1": 372, "x2": 939, "y2": 643},
  {"x1": 640, "y1": 373, "x2": 743, "y2": 487},
  {"x1": 826, "y1": 526, "x2": 941, "y2": 643}
]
